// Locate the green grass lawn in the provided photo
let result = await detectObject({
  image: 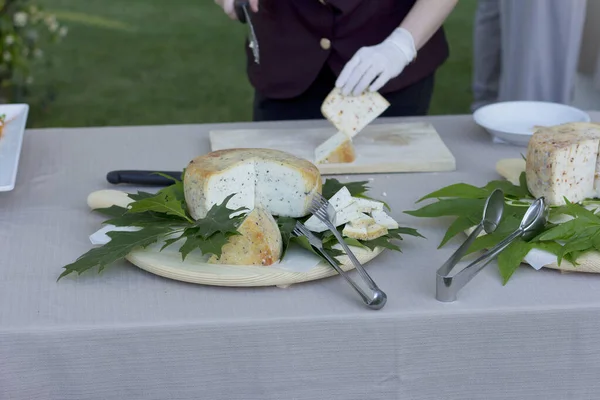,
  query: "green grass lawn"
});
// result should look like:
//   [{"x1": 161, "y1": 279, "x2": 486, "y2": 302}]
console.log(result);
[{"x1": 27, "y1": 0, "x2": 476, "y2": 128}]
